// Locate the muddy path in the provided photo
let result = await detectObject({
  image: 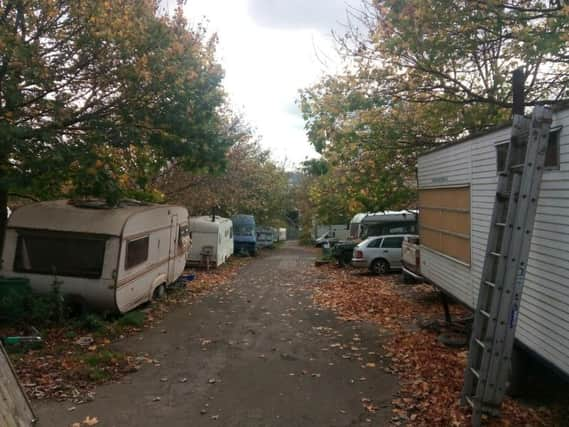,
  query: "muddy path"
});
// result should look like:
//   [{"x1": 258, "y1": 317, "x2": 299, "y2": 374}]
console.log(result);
[{"x1": 35, "y1": 242, "x2": 398, "y2": 426}]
